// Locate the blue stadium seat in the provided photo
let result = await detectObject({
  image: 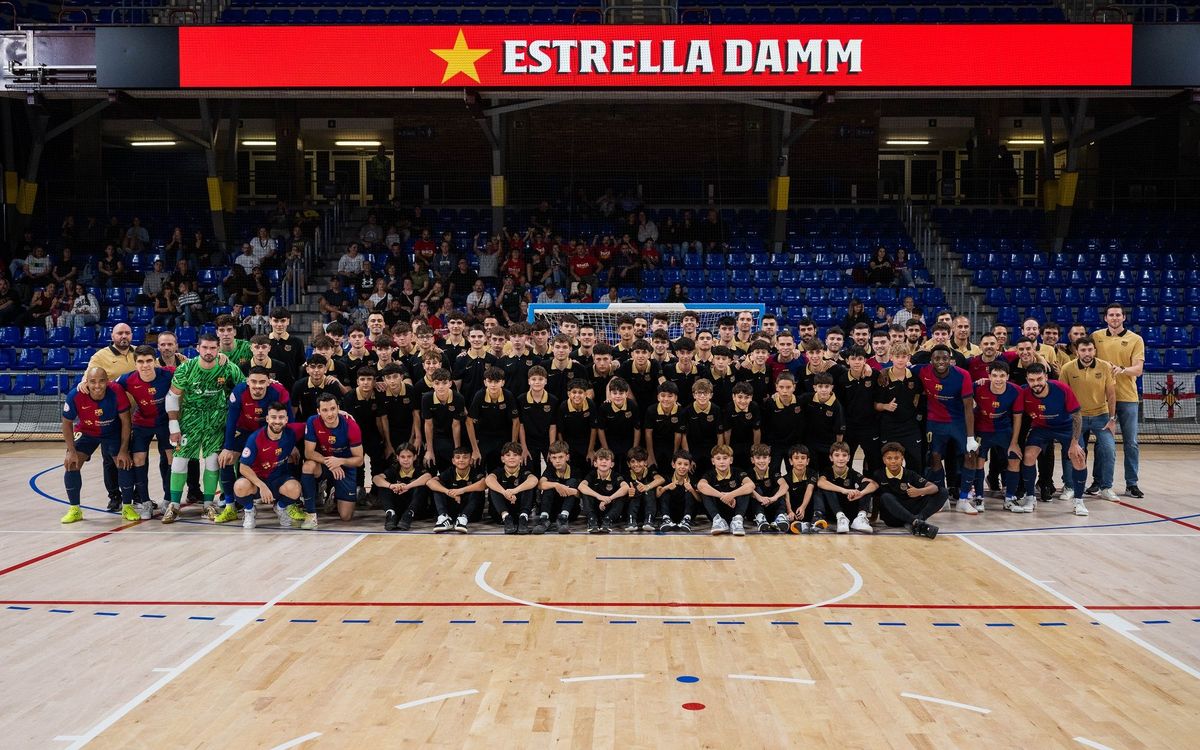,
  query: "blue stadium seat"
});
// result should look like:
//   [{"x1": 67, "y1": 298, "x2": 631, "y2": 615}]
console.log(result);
[
  {"x1": 46, "y1": 326, "x2": 71, "y2": 346},
  {"x1": 44, "y1": 348, "x2": 68, "y2": 369},
  {"x1": 22, "y1": 327, "x2": 46, "y2": 347},
  {"x1": 72, "y1": 327, "x2": 96, "y2": 348},
  {"x1": 729, "y1": 270, "x2": 752, "y2": 288},
  {"x1": 0, "y1": 326, "x2": 17, "y2": 347},
  {"x1": 15, "y1": 348, "x2": 44, "y2": 370},
  {"x1": 682, "y1": 269, "x2": 705, "y2": 286},
  {"x1": 69, "y1": 349, "x2": 90, "y2": 371},
  {"x1": 175, "y1": 327, "x2": 198, "y2": 347},
  {"x1": 0, "y1": 349, "x2": 14, "y2": 369},
  {"x1": 10, "y1": 374, "x2": 38, "y2": 395},
  {"x1": 1163, "y1": 349, "x2": 1190, "y2": 371}
]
